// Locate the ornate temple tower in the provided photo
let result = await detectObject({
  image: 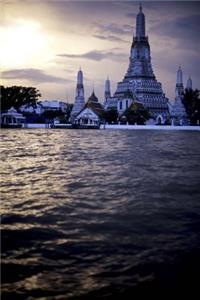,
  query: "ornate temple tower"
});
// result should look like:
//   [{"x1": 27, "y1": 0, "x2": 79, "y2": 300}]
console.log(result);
[
  {"x1": 172, "y1": 66, "x2": 187, "y2": 125},
  {"x1": 186, "y1": 76, "x2": 192, "y2": 90},
  {"x1": 104, "y1": 77, "x2": 111, "y2": 106},
  {"x1": 175, "y1": 66, "x2": 184, "y2": 97},
  {"x1": 106, "y1": 5, "x2": 170, "y2": 124},
  {"x1": 126, "y1": 4, "x2": 154, "y2": 79},
  {"x1": 70, "y1": 69, "x2": 85, "y2": 122},
  {"x1": 136, "y1": 4, "x2": 145, "y2": 37}
]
